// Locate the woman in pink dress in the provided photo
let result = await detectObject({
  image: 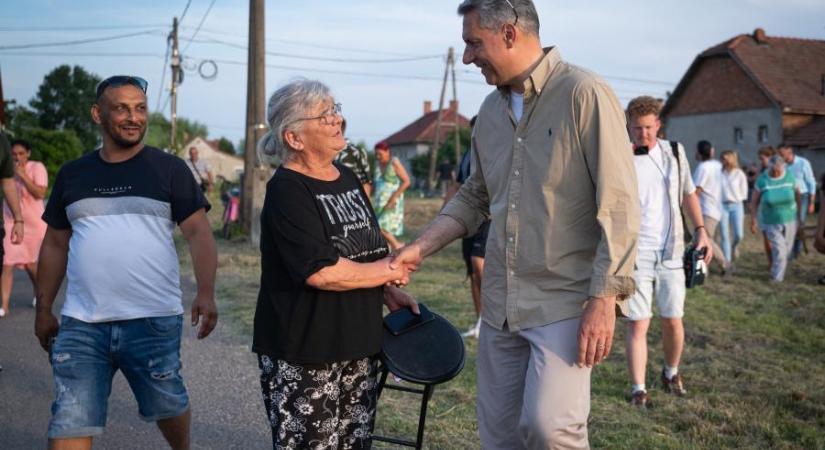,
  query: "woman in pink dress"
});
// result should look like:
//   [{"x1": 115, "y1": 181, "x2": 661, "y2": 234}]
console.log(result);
[{"x1": 0, "y1": 139, "x2": 48, "y2": 317}]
